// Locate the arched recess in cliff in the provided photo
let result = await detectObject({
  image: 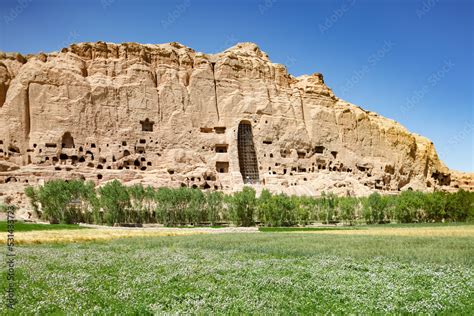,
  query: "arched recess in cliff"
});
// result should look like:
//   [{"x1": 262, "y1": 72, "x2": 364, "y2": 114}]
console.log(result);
[
  {"x1": 237, "y1": 121, "x2": 259, "y2": 184},
  {"x1": 61, "y1": 132, "x2": 75, "y2": 148},
  {"x1": 0, "y1": 63, "x2": 10, "y2": 108}
]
